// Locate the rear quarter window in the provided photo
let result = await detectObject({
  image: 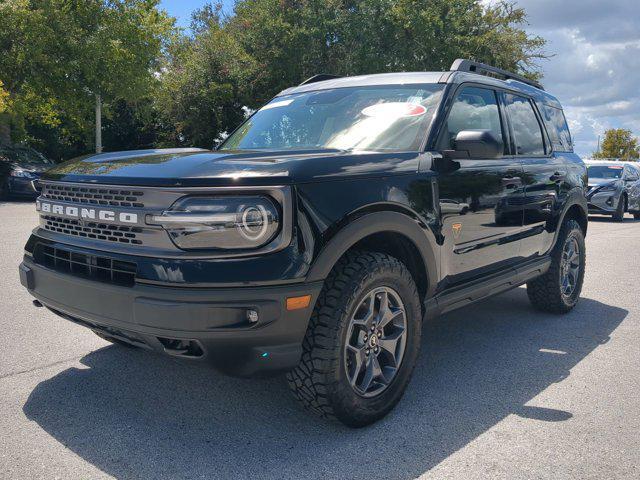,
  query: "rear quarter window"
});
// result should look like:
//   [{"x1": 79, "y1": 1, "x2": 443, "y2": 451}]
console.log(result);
[{"x1": 539, "y1": 104, "x2": 573, "y2": 152}]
